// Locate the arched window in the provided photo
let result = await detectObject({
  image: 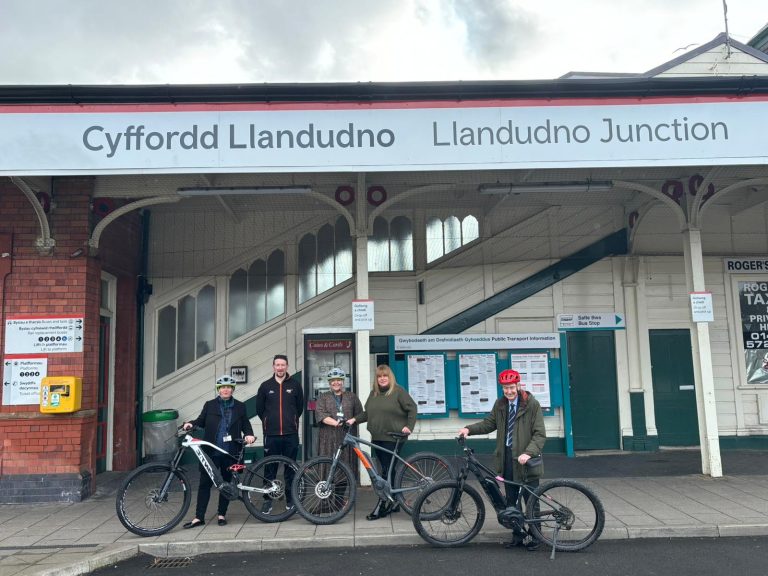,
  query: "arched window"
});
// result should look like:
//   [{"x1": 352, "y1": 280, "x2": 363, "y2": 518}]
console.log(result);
[
  {"x1": 426, "y1": 214, "x2": 480, "y2": 263},
  {"x1": 298, "y1": 217, "x2": 354, "y2": 304},
  {"x1": 229, "y1": 249, "x2": 286, "y2": 342},
  {"x1": 156, "y1": 284, "x2": 216, "y2": 379},
  {"x1": 368, "y1": 215, "x2": 413, "y2": 272}
]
